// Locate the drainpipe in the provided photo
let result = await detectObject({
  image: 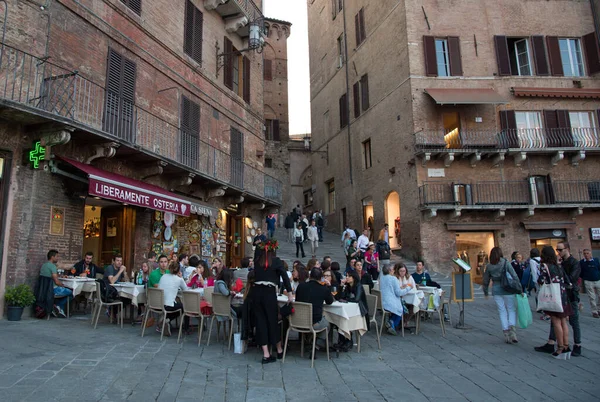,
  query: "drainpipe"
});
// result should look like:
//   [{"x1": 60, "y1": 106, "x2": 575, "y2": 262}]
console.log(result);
[{"x1": 341, "y1": 0, "x2": 353, "y2": 185}]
